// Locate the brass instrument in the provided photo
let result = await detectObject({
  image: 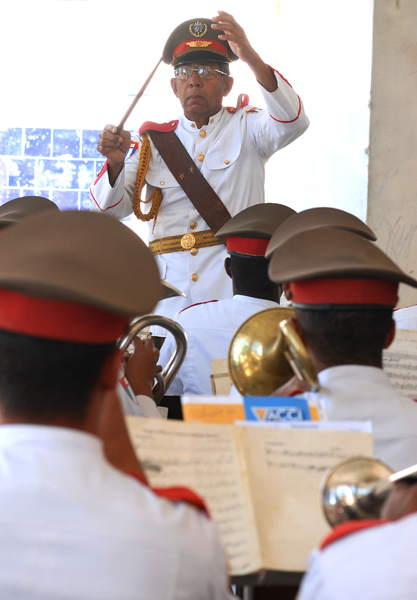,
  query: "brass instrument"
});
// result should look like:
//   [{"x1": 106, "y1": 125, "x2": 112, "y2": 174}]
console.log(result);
[
  {"x1": 321, "y1": 456, "x2": 417, "y2": 527},
  {"x1": 118, "y1": 314, "x2": 187, "y2": 406},
  {"x1": 228, "y1": 307, "x2": 319, "y2": 396}
]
